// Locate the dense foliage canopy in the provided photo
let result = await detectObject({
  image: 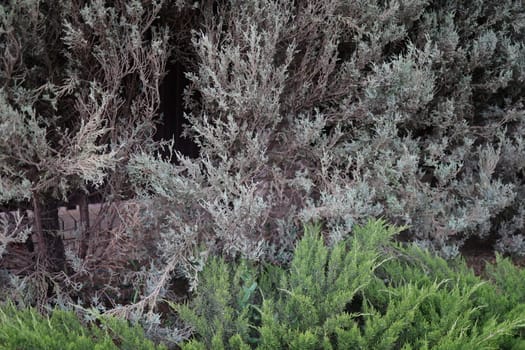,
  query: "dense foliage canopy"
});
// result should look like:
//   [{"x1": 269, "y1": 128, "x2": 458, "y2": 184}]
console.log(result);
[{"x1": 0, "y1": 0, "x2": 524, "y2": 345}]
